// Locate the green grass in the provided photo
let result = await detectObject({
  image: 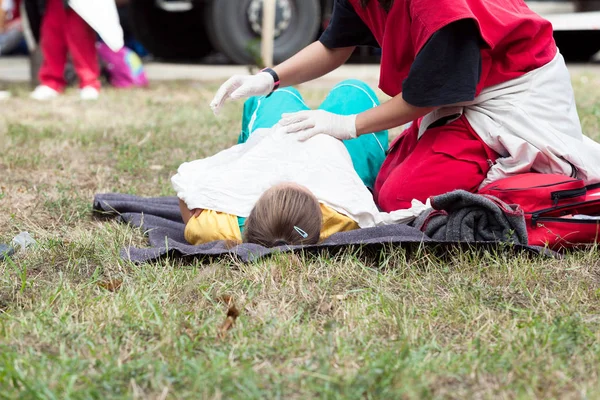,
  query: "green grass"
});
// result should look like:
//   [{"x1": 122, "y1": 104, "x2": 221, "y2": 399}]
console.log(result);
[{"x1": 1, "y1": 75, "x2": 600, "y2": 399}]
